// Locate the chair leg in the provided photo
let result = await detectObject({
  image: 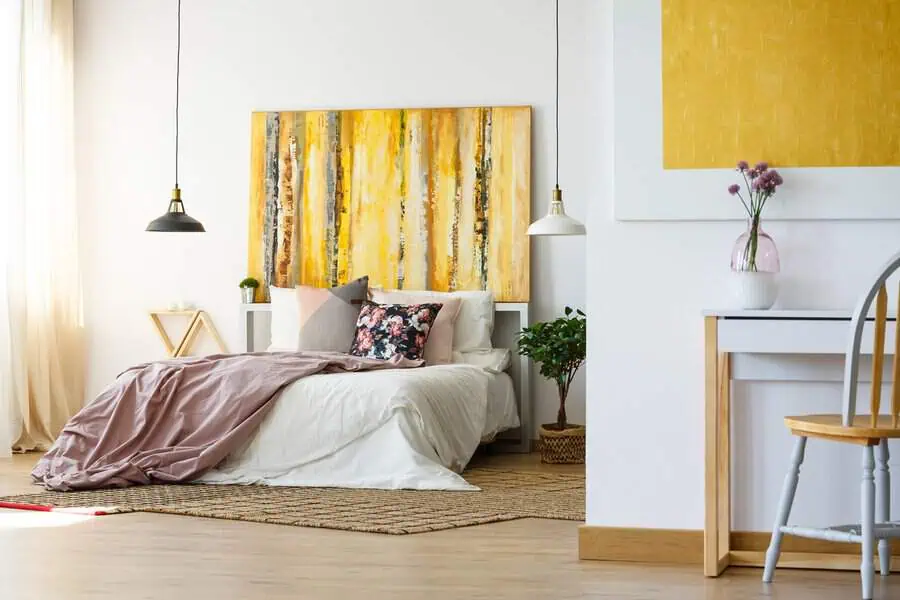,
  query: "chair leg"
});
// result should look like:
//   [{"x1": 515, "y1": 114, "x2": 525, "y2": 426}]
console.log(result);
[
  {"x1": 763, "y1": 436, "x2": 807, "y2": 583},
  {"x1": 862, "y1": 445, "x2": 876, "y2": 600},
  {"x1": 876, "y1": 439, "x2": 891, "y2": 577}
]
